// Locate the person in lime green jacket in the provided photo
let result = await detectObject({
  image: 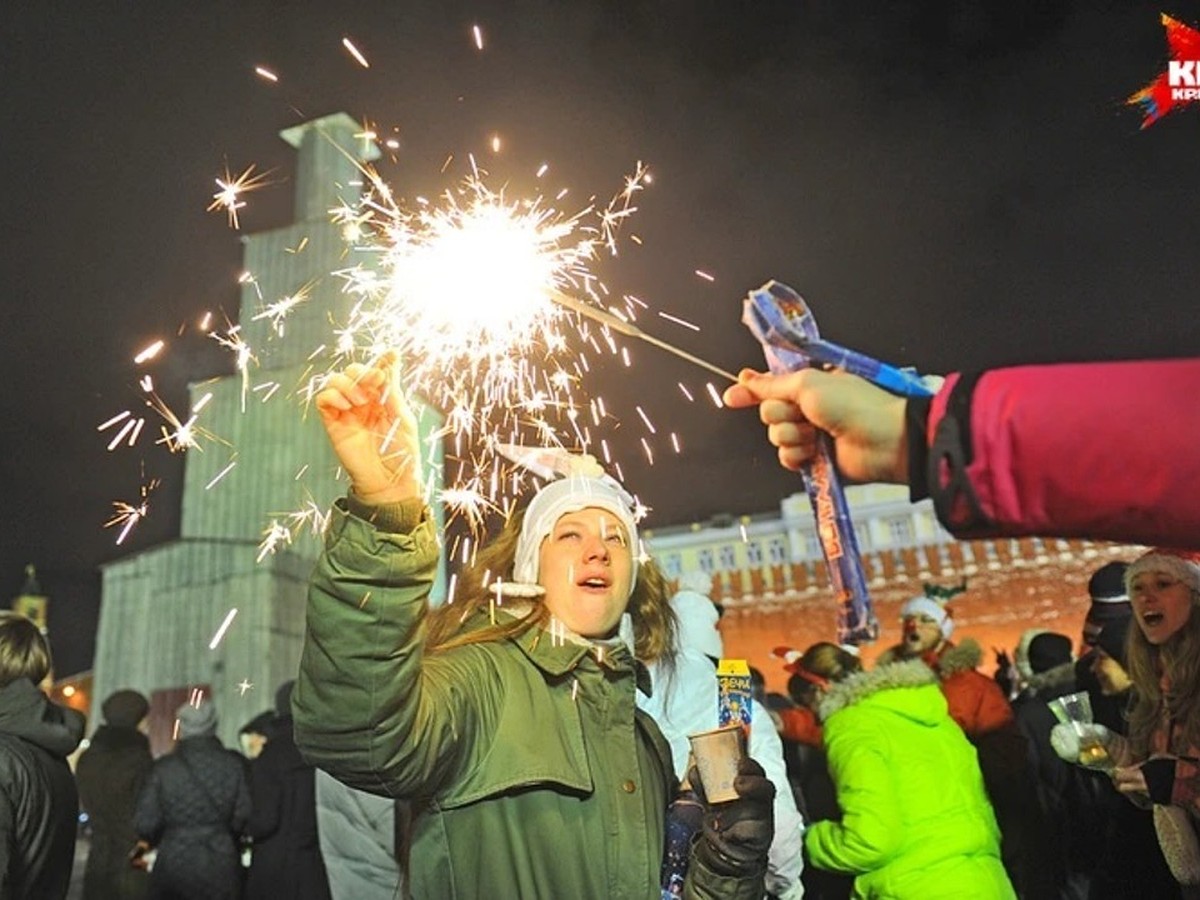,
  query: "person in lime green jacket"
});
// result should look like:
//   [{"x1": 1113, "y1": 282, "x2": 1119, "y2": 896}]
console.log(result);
[
  {"x1": 292, "y1": 358, "x2": 775, "y2": 900},
  {"x1": 796, "y1": 643, "x2": 1014, "y2": 899}
]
